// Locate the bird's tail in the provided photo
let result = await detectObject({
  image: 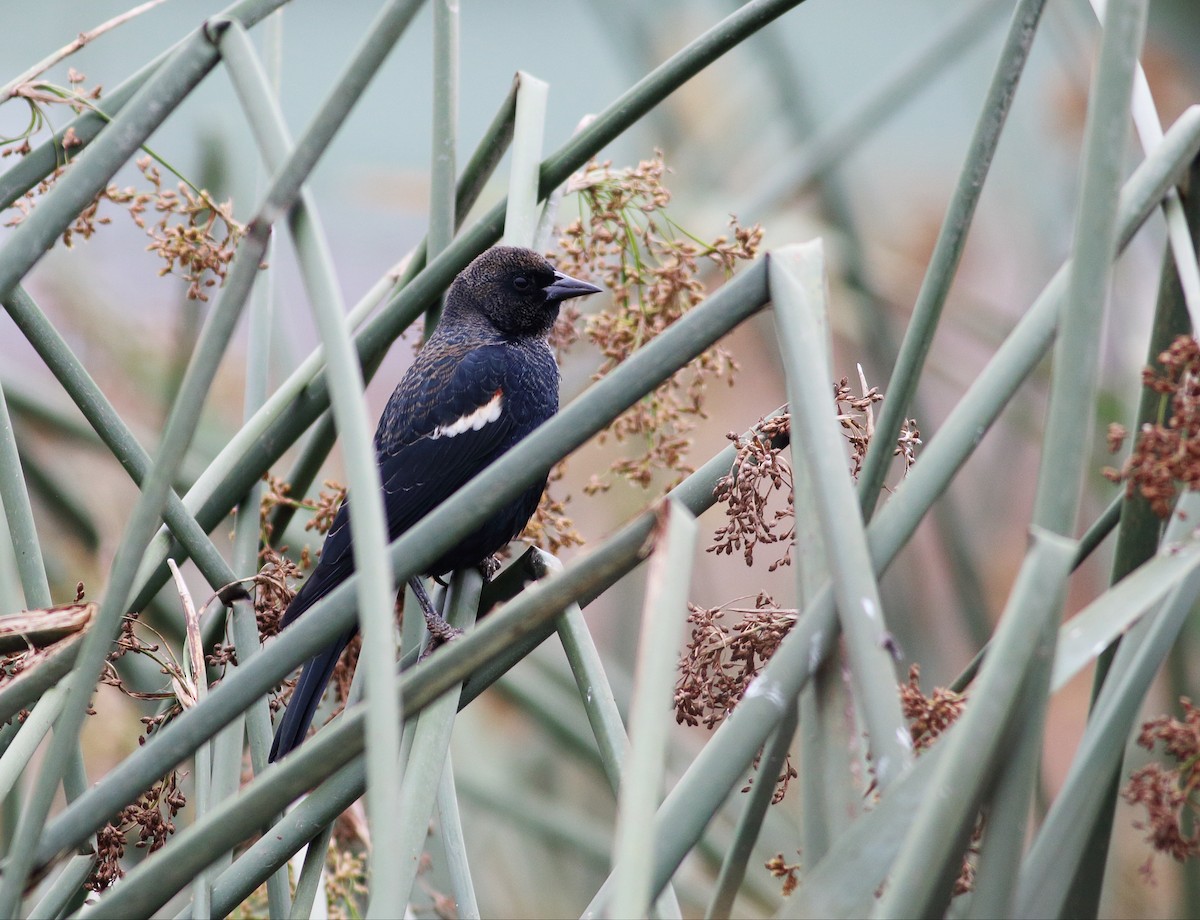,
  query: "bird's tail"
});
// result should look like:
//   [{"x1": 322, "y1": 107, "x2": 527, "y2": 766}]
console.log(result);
[{"x1": 268, "y1": 626, "x2": 356, "y2": 762}]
